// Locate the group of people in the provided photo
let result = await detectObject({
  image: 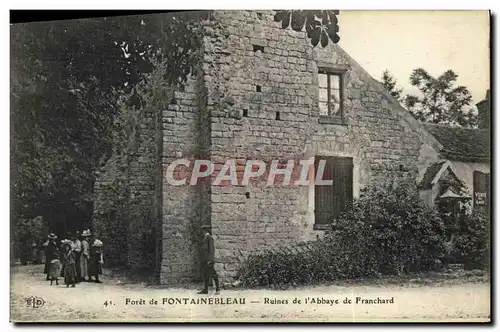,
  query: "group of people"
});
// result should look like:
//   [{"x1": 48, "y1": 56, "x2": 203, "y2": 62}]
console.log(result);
[
  {"x1": 44, "y1": 229, "x2": 104, "y2": 287},
  {"x1": 39, "y1": 224, "x2": 218, "y2": 292}
]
